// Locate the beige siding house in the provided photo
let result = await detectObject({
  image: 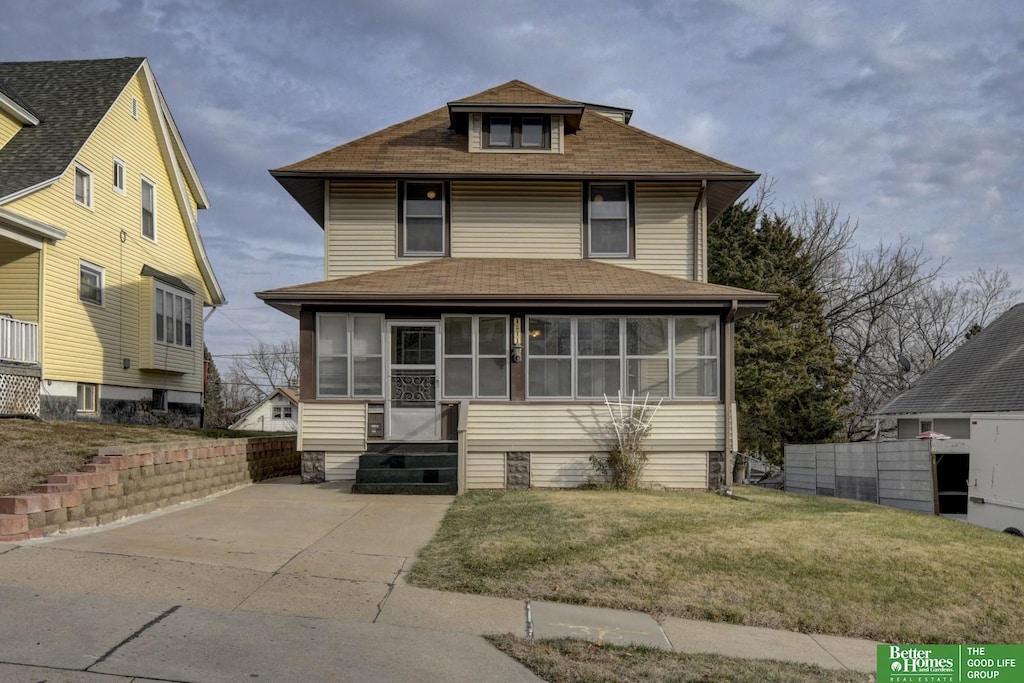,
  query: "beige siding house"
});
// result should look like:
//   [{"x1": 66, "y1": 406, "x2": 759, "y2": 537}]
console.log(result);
[
  {"x1": 0, "y1": 58, "x2": 224, "y2": 424},
  {"x1": 258, "y1": 81, "x2": 774, "y2": 493}
]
